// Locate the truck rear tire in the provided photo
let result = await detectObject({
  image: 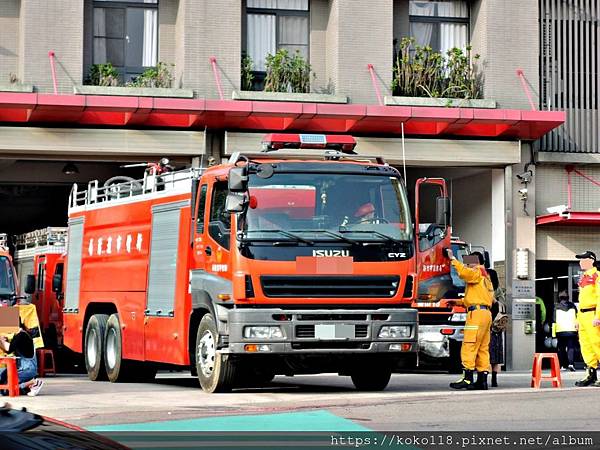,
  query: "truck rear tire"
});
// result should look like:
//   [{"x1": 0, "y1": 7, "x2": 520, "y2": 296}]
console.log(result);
[
  {"x1": 350, "y1": 364, "x2": 392, "y2": 391},
  {"x1": 196, "y1": 313, "x2": 237, "y2": 393},
  {"x1": 84, "y1": 314, "x2": 109, "y2": 381},
  {"x1": 104, "y1": 313, "x2": 137, "y2": 383}
]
